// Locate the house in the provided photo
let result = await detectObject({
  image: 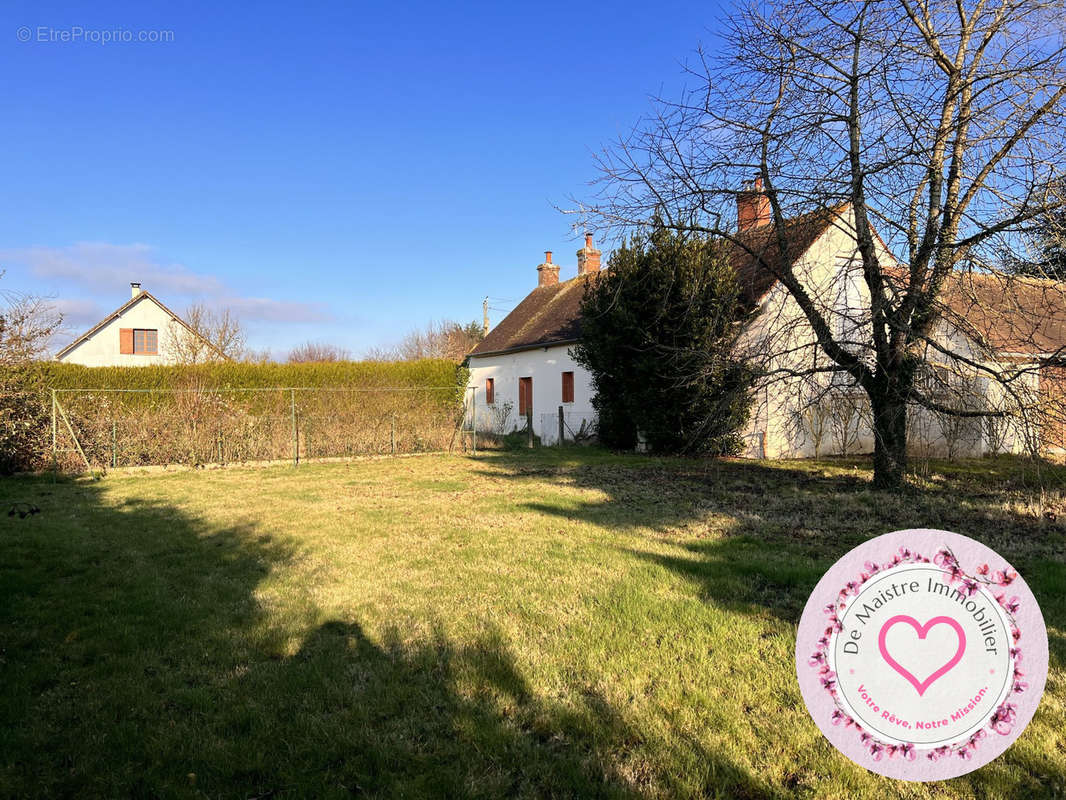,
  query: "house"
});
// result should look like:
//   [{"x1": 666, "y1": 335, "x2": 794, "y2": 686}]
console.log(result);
[
  {"x1": 467, "y1": 189, "x2": 1066, "y2": 457},
  {"x1": 465, "y1": 237, "x2": 601, "y2": 445},
  {"x1": 55, "y1": 283, "x2": 217, "y2": 366}
]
